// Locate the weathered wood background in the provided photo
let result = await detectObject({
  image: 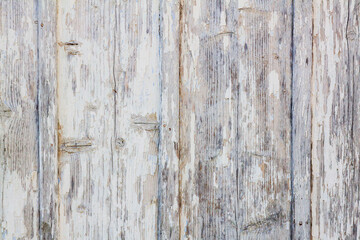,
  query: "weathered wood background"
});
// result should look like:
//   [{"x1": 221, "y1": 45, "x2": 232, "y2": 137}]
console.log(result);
[{"x1": 0, "y1": 0, "x2": 359, "y2": 239}]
